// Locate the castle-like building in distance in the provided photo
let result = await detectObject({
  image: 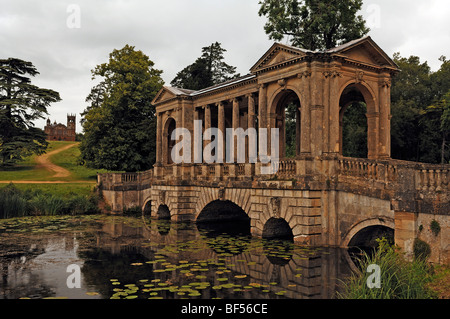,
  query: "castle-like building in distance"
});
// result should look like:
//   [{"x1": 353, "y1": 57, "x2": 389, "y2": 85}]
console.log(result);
[{"x1": 44, "y1": 114, "x2": 76, "y2": 141}]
